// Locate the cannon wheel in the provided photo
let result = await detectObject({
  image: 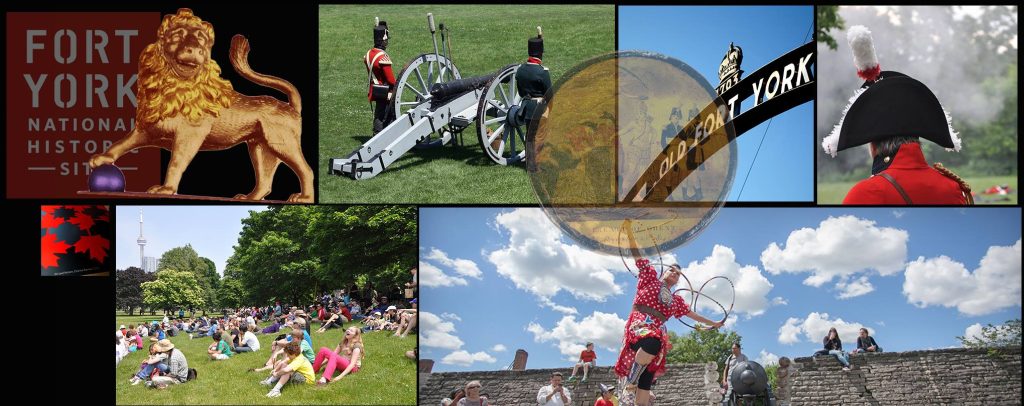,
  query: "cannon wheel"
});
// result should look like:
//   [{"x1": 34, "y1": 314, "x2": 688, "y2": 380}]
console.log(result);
[
  {"x1": 393, "y1": 53, "x2": 461, "y2": 117},
  {"x1": 476, "y1": 64, "x2": 526, "y2": 165}
]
